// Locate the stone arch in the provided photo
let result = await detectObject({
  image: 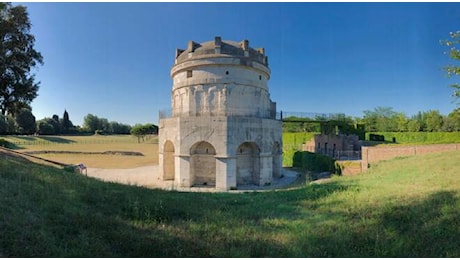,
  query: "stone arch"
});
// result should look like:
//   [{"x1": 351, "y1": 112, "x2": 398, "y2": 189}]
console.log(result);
[
  {"x1": 190, "y1": 141, "x2": 216, "y2": 186},
  {"x1": 236, "y1": 142, "x2": 260, "y2": 185},
  {"x1": 272, "y1": 141, "x2": 281, "y2": 178},
  {"x1": 163, "y1": 141, "x2": 175, "y2": 180}
]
